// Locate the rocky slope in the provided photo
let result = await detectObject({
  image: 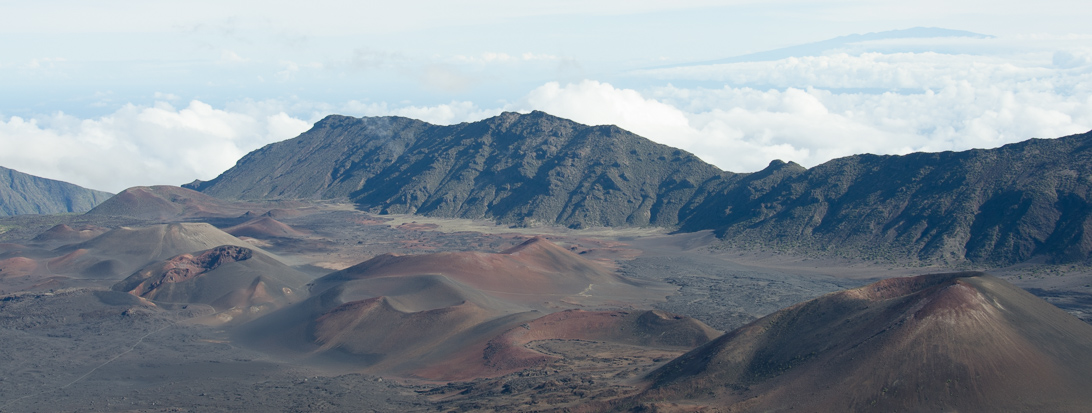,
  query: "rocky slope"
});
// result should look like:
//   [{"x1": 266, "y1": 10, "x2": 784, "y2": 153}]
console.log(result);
[
  {"x1": 0, "y1": 166, "x2": 112, "y2": 216},
  {"x1": 113, "y1": 245, "x2": 310, "y2": 323},
  {"x1": 190, "y1": 111, "x2": 1092, "y2": 264},
  {"x1": 188, "y1": 111, "x2": 725, "y2": 228},
  {"x1": 680, "y1": 131, "x2": 1092, "y2": 265}
]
